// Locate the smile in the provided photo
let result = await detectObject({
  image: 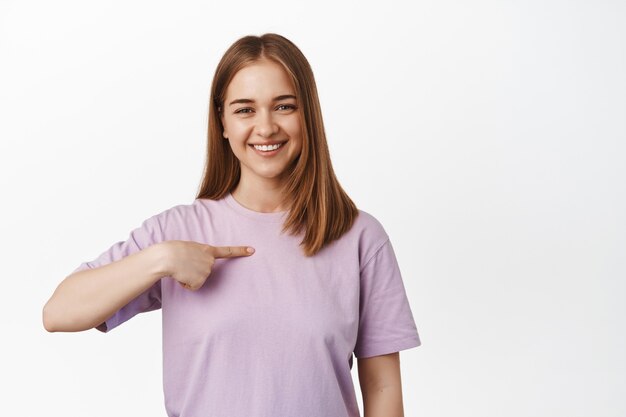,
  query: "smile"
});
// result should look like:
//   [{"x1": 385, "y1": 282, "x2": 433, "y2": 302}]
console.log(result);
[
  {"x1": 251, "y1": 142, "x2": 285, "y2": 152},
  {"x1": 248, "y1": 140, "x2": 289, "y2": 158}
]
